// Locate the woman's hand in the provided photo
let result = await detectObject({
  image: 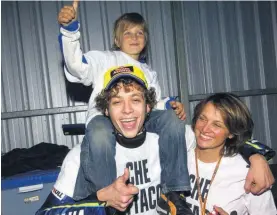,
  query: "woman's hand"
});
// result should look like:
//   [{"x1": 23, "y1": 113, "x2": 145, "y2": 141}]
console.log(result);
[{"x1": 210, "y1": 205, "x2": 229, "y2": 215}]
